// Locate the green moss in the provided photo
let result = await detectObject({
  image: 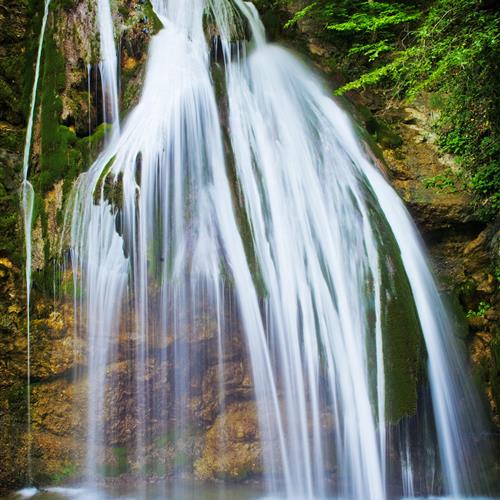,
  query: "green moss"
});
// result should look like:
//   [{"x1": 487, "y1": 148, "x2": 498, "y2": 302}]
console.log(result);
[
  {"x1": 102, "y1": 172, "x2": 124, "y2": 211},
  {"x1": 49, "y1": 460, "x2": 78, "y2": 484},
  {"x1": 36, "y1": 17, "x2": 109, "y2": 198},
  {"x1": 143, "y1": 461, "x2": 166, "y2": 475},
  {"x1": 0, "y1": 0, "x2": 44, "y2": 267},
  {"x1": 120, "y1": 78, "x2": 139, "y2": 117},
  {"x1": 37, "y1": 29, "x2": 79, "y2": 194},
  {"x1": 57, "y1": 0, "x2": 74, "y2": 11},
  {"x1": 173, "y1": 450, "x2": 191, "y2": 471},
  {"x1": 93, "y1": 154, "x2": 114, "y2": 199},
  {"x1": 98, "y1": 446, "x2": 130, "y2": 477},
  {"x1": 223, "y1": 133, "x2": 267, "y2": 297},
  {"x1": 0, "y1": 127, "x2": 23, "y2": 151},
  {"x1": 367, "y1": 194, "x2": 424, "y2": 423},
  {"x1": 155, "y1": 430, "x2": 176, "y2": 448},
  {"x1": 143, "y1": 0, "x2": 164, "y2": 34},
  {"x1": 211, "y1": 64, "x2": 267, "y2": 297},
  {"x1": 349, "y1": 102, "x2": 402, "y2": 150},
  {"x1": 373, "y1": 119, "x2": 402, "y2": 149}
]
